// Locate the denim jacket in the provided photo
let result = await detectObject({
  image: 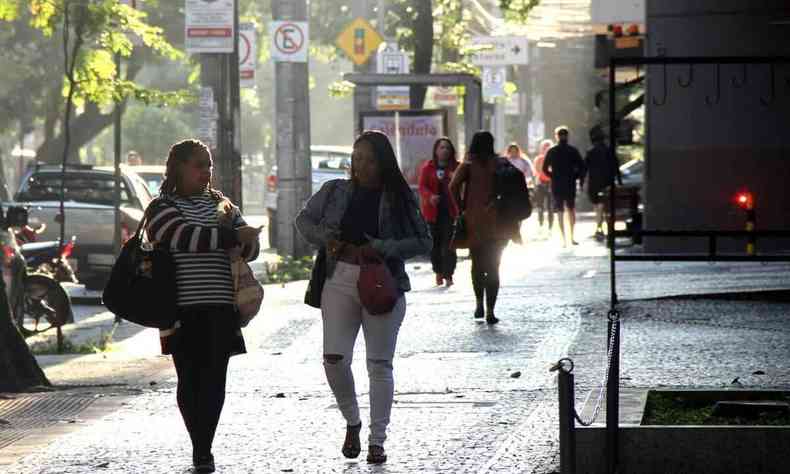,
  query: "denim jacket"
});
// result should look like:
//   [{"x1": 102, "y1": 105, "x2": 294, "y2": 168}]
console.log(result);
[{"x1": 294, "y1": 179, "x2": 432, "y2": 292}]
